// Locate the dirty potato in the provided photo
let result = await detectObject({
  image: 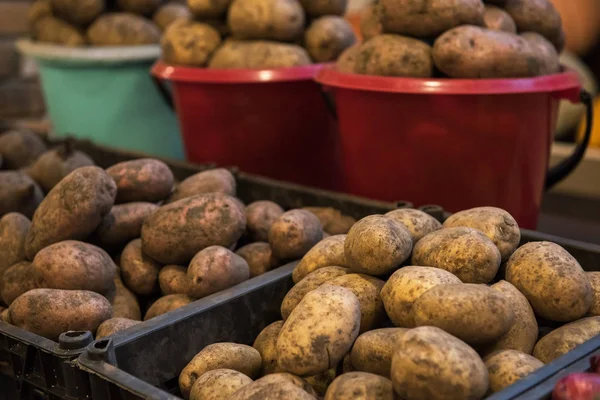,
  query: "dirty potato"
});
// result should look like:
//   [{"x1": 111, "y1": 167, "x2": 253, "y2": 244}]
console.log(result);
[
  {"x1": 303, "y1": 207, "x2": 356, "y2": 235},
  {"x1": 485, "y1": 350, "x2": 544, "y2": 393},
  {"x1": 28, "y1": 0, "x2": 53, "y2": 28},
  {"x1": 120, "y1": 238, "x2": 161, "y2": 295},
  {"x1": 506, "y1": 242, "x2": 592, "y2": 322},
  {"x1": 360, "y1": 2, "x2": 383, "y2": 41},
  {"x1": 144, "y1": 294, "x2": 194, "y2": 320},
  {"x1": 269, "y1": 210, "x2": 323, "y2": 261},
  {"x1": 391, "y1": 326, "x2": 488, "y2": 400},
  {"x1": 87, "y1": 13, "x2": 161, "y2": 46},
  {"x1": 0, "y1": 171, "x2": 44, "y2": 219},
  {"x1": 26, "y1": 145, "x2": 95, "y2": 192},
  {"x1": 179, "y1": 343, "x2": 262, "y2": 399},
  {"x1": 1, "y1": 262, "x2": 37, "y2": 306},
  {"x1": 521, "y1": 32, "x2": 560, "y2": 75},
  {"x1": 258, "y1": 373, "x2": 317, "y2": 396},
  {"x1": 188, "y1": 0, "x2": 230, "y2": 18},
  {"x1": 533, "y1": 317, "x2": 600, "y2": 363},
  {"x1": 187, "y1": 246, "x2": 250, "y2": 298},
  {"x1": 141, "y1": 193, "x2": 246, "y2": 264},
  {"x1": 153, "y1": 2, "x2": 191, "y2": 31},
  {"x1": 190, "y1": 369, "x2": 253, "y2": 400},
  {"x1": 236, "y1": 242, "x2": 278, "y2": 278},
  {"x1": 209, "y1": 40, "x2": 311, "y2": 69},
  {"x1": 350, "y1": 328, "x2": 408, "y2": 378},
  {"x1": 25, "y1": 166, "x2": 117, "y2": 259},
  {"x1": 384, "y1": 209, "x2": 442, "y2": 243},
  {"x1": 336, "y1": 44, "x2": 360, "y2": 73},
  {"x1": 355, "y1": 35, "x2": 433, "y2": 77},
  {"x1": 0, "y1": 213, "x2": 30, "y2": 279},
  {"x1": 277, "y1": 285, "x2": 361, "y2": 376},
  {"x1": 503, "y1": 0, "x2": 562, "y2": 47},
  {"x1": 414, "y1": 283, "x2": 514, "y2": 345},
  {"x1": 345, "y1": 215, "x2": 412, "y2": 276},
  {"x1": 300, "y1": 0, "x2": 346, "y2": 16},
  {"x1": 381, "y1": 266, "x2": 462, "y2": 328},
  {"x1": 227, "y1": 377, "x2": 316, "y2": 400},
  {"x1": 292, "y1": 235, "x2": 346, "y2": 283},
  {"x1": 9, "y1": 288, "x2": 112, "y2": 340},
  {"x1": 228, "y1": 0, "x2": 305, "y2": 41},
  {"x1": 107, "y1": 274, "x2": 142, "y2": 320},
  {"x1": 159, "y1": 265, "x2": 189, "y2": 295},
  {"x1": 325, "y1": 372, "x2": 395, "y2": 400},
  {"x1": 168, "y1": 168, "x2": 236, "y2": 203},
  {"x1": 0, "y1": 130, "x2": 47, "y2": 169},
  {"x1": 411, "y1": 227, "x2": 501, "y2": 283},
  {"x1": 32, "y1": 240, "x2": 117, "y2": 293},
  {"x1": 106, "y1": 159, "x2": 174, "y2": 204},
  {"x1": 245, "y1": 201, "x2": 284, "y2": 242},
  {"x1": 483, "y1": 5, "x2": 517, "y2": 33},
  {"x1": 304, "y1": 16, "x2": 356, "y2": 62},
  {"x1": 96, "y1": 317, "x2": 141, "y2": 339},
  {"x1": 94, "y1": 202, "x2": 159, "y2": 248},
  {"x1": 253, "y1": 320, "x2": 284, "y2": 375},
  {"x1": 50, "y1": 0, "x2": 103, "y2": 26},
  {"x1": 587, "y1": 272, "x2": 600, "y2": 316}
]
